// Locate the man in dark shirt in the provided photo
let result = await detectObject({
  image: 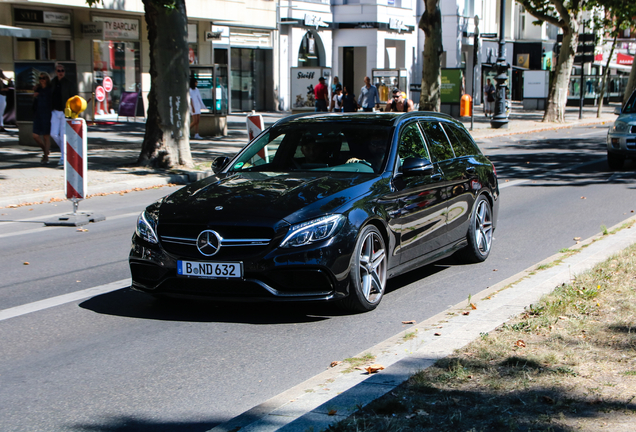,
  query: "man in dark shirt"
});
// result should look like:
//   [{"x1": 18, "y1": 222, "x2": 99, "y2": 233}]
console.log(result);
[
  {"x1": 49, "y1": 64, "x2": 77, "y2": 165},
  {"x1": 313, "y1": 77, "x2": 329, "y2": 112}
]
